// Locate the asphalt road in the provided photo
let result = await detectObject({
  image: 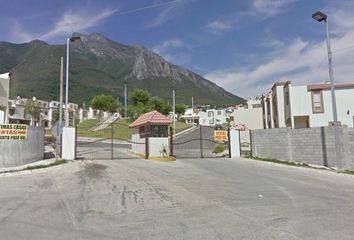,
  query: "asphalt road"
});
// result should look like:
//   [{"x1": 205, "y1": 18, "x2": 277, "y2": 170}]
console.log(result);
[{"x1": 1, "y1": 157, "x2": 354, "y2": 239}]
